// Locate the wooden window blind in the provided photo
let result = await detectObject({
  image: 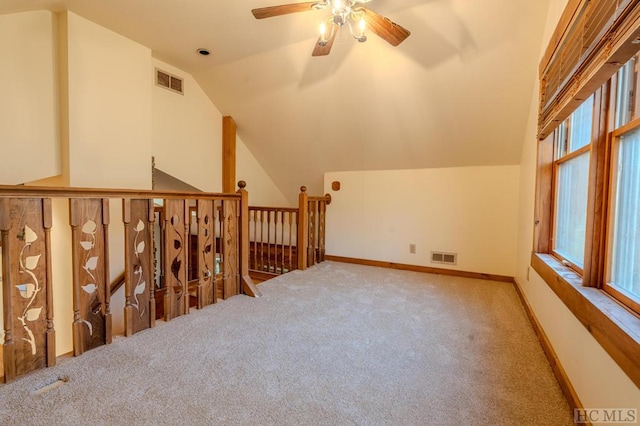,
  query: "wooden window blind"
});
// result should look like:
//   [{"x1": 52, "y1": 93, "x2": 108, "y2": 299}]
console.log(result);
[{"x1": 538, "y1": 0, "x2": 640, "y2": 140}]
